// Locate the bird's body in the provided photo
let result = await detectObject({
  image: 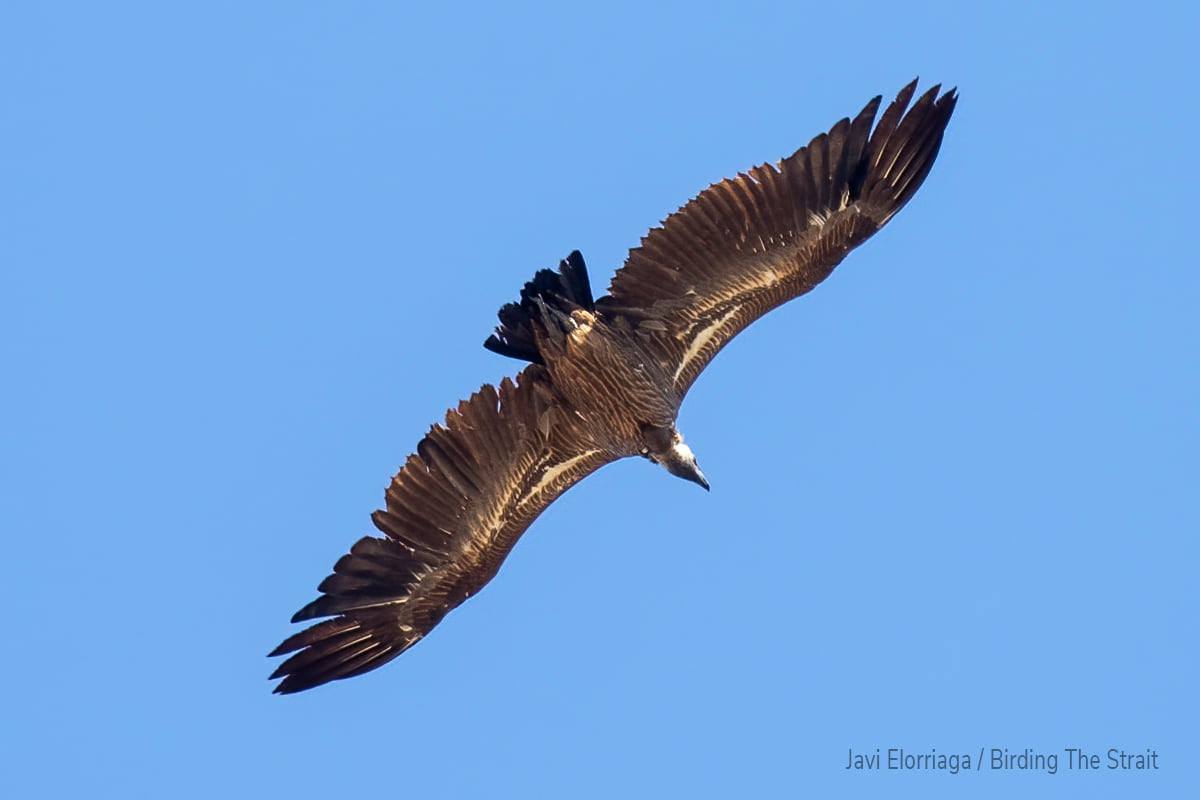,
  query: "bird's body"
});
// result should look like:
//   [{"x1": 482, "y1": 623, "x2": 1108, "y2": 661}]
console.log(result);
[
  {"x1": 540, "y1": 308, "x2": 678, "y2": 447},
  {"x1": 270, "y1": 80, "x2": 957, "y2": 693}
]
